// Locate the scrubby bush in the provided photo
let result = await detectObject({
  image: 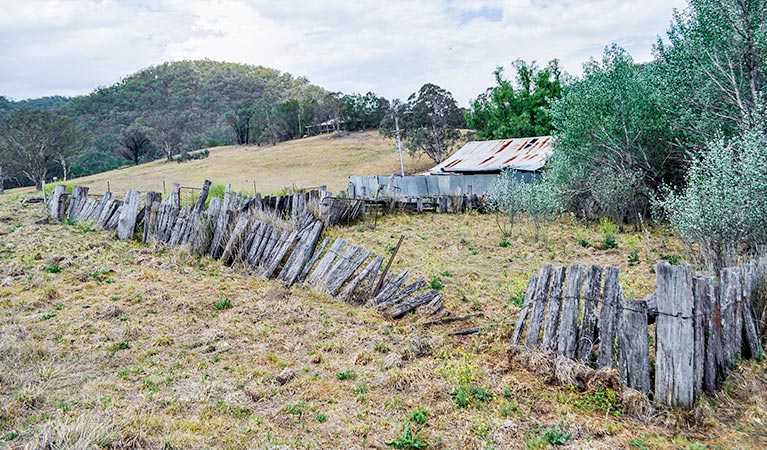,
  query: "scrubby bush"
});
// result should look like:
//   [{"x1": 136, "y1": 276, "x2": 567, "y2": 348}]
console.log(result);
[
  {"x1": 485, "y1": 169, "x2": 560, "y2": 240},
  {"x1": 655, "y1": 132, "x2": 767, "y2": 271}
]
